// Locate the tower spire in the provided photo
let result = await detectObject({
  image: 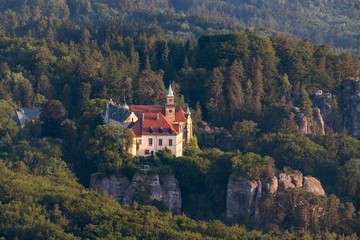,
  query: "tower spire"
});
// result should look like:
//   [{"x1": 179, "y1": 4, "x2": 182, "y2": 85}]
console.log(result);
[
  {"x1": 167, "y1": 83, "x2": 174, "y2": 97},
  {"x1": 123, "y1": 90, "x2": 129, "y2": 110}
]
